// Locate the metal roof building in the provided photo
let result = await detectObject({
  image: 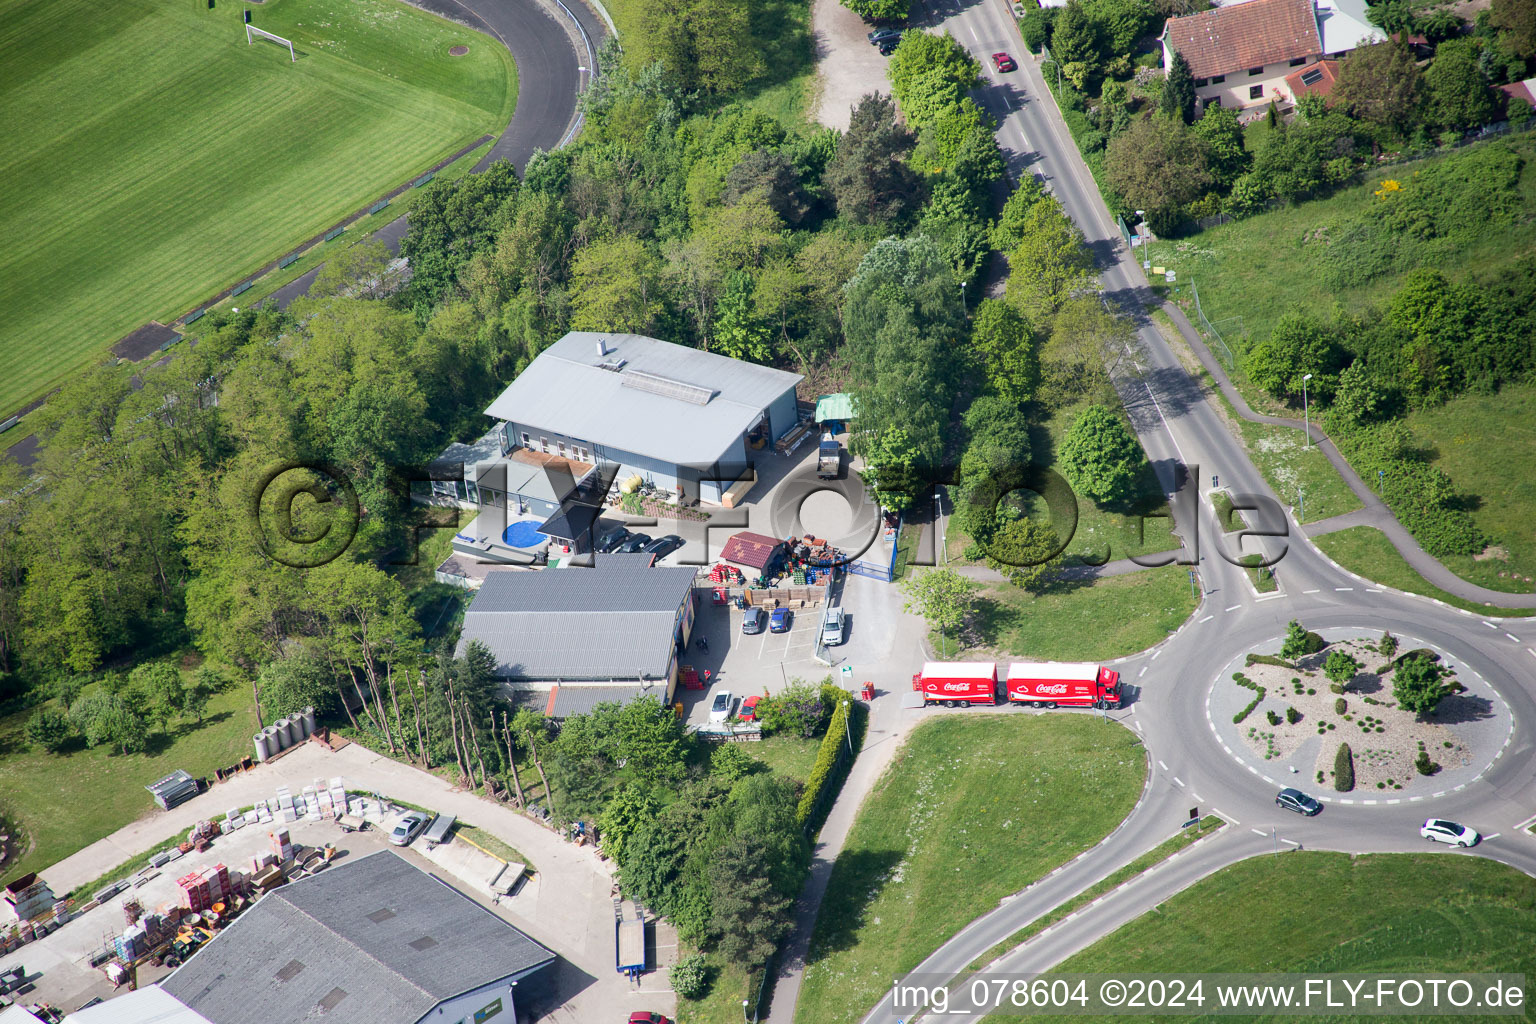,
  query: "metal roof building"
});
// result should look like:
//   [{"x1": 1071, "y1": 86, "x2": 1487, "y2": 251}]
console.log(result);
[
  {"x1": 455, "y1": 555, "x2": 698, "y2": 697},
  {"x1": 63, "y1": 985, "x2": 214, "y2": 1024},
  {"x1": 160, "y1": 851, "x2": 554, "y2": 1024}
]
